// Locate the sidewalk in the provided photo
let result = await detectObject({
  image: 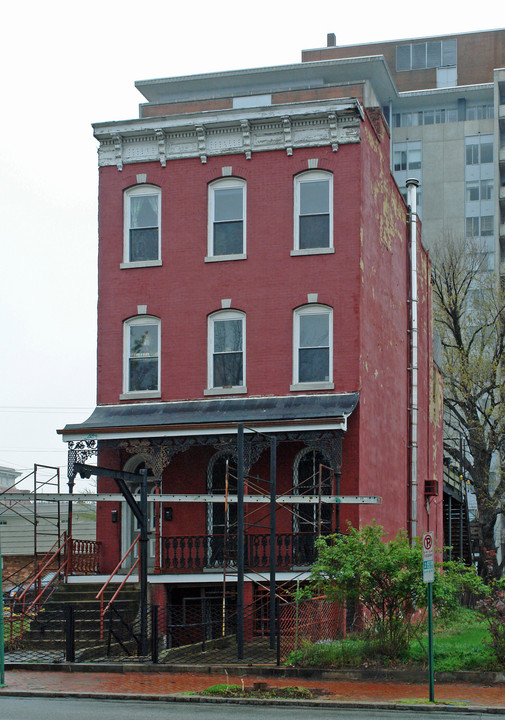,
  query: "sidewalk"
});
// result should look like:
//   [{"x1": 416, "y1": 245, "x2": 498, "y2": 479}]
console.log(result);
[{"x1": 1, "y1": 667, "x2": 505, "y2": 710}]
